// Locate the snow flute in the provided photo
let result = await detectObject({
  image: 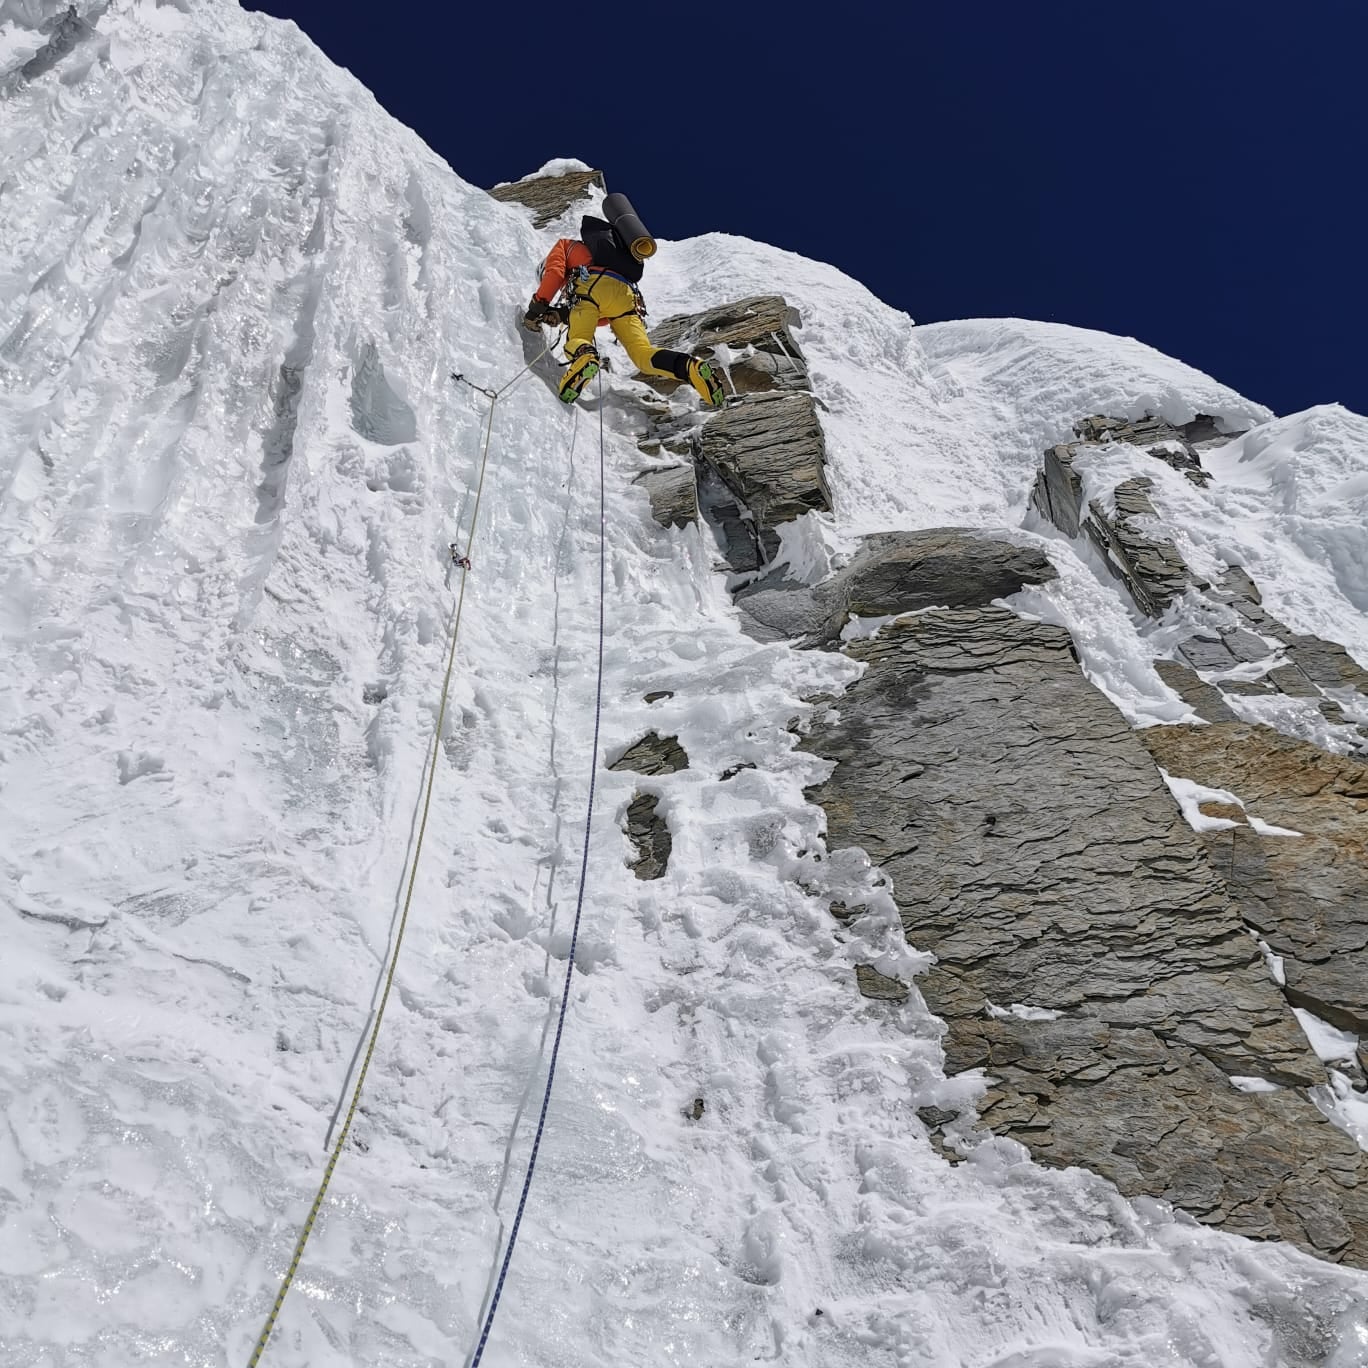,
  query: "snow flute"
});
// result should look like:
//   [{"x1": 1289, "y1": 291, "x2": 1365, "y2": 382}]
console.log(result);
[{"x1": 602, "y1": 192, "x2": 656, "y2": 262}]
